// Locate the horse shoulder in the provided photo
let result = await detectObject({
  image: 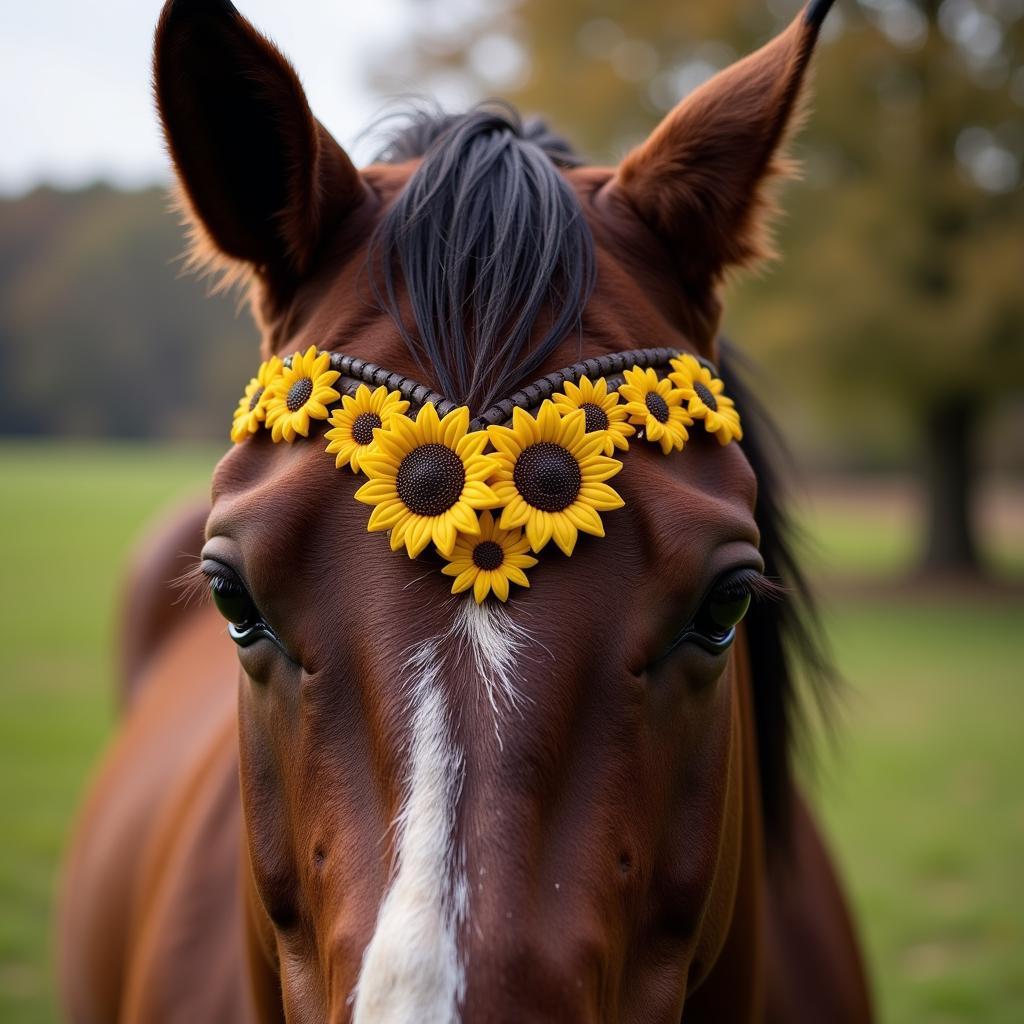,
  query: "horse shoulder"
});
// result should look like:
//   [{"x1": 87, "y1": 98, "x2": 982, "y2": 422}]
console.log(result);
[
  {"x1": 119, "y1": 710, "x2": 253, "y2": 1024},
  {"x1": 57, "y1": 607, "x2": 243, "y2": 1023}
]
